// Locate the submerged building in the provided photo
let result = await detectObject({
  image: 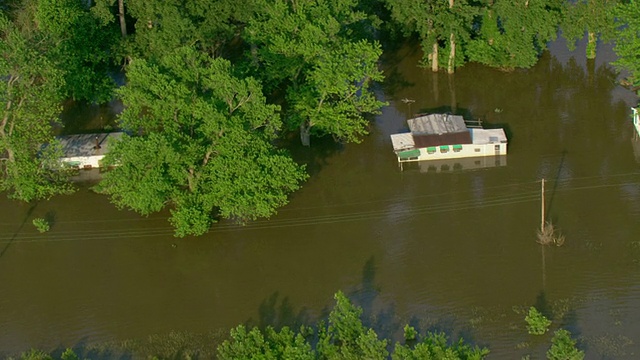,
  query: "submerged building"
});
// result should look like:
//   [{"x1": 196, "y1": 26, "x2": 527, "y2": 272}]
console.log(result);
[
  {"x1": 58, "y1": 132, "x2": 123, "y2": 169},
  {"x1": 390, "y1": 114, "x2": 507, "y2": 170}
]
